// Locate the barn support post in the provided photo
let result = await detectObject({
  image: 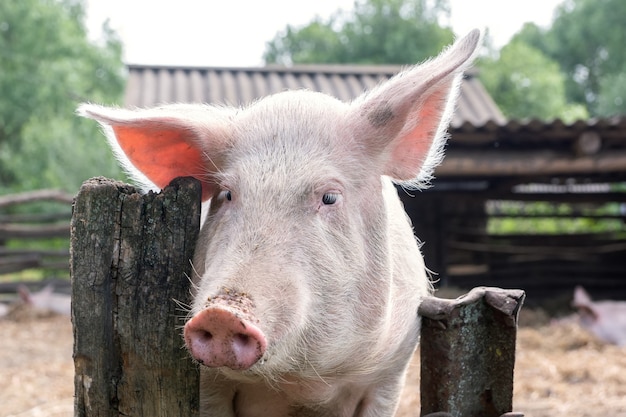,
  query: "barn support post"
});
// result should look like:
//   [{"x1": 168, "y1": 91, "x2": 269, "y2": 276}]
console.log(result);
[
  {"x1": 419, "y1": 287, "x2": 525, "y2": 417},
  {"x1": 70, "y1": 177, "x2": 201, "y2": 417}
]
